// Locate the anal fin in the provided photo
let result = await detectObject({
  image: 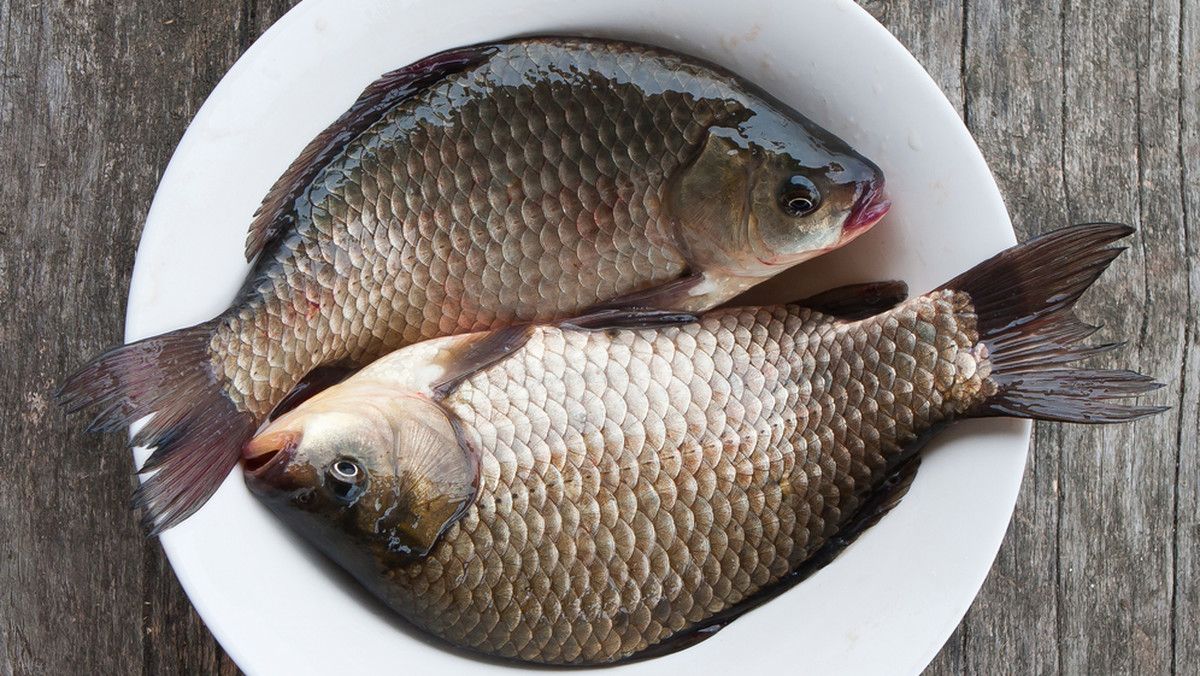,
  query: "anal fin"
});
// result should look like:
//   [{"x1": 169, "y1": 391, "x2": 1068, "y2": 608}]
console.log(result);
[
  {"x1": 619, "y1": 624, "x2": 724, "y2": 663},
  {"x1": 809, "y1": 453, "x2": 921, "y2": 558}
]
